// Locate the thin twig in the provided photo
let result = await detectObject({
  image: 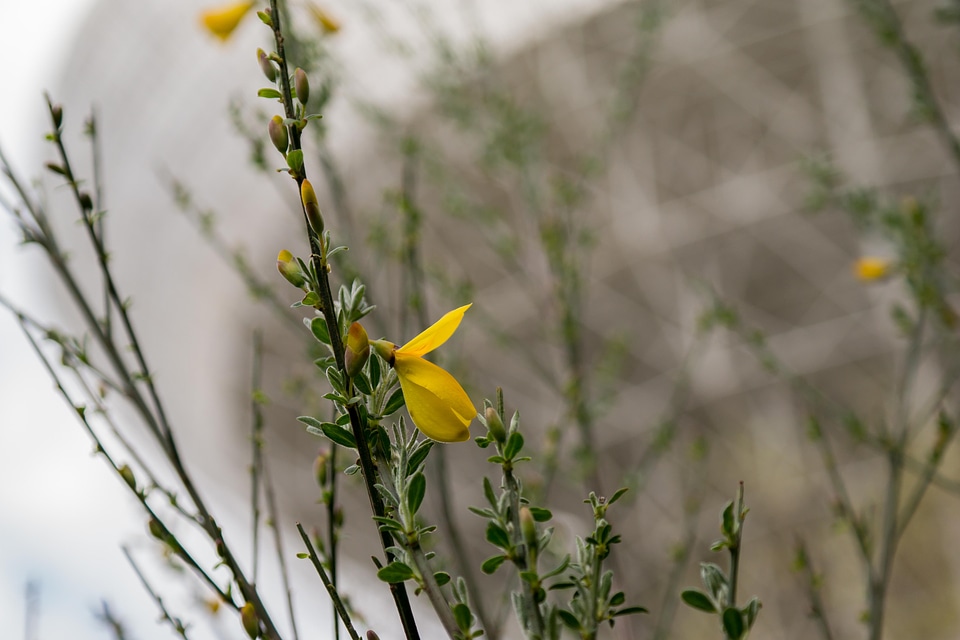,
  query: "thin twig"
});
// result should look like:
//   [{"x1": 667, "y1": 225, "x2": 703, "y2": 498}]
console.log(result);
[
  {"x1": 122, "y1": 548, "x2": 191, "y2": 639},
  {"x1": 296, "y1": 523, "x2": 361, "y2": 640}
]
